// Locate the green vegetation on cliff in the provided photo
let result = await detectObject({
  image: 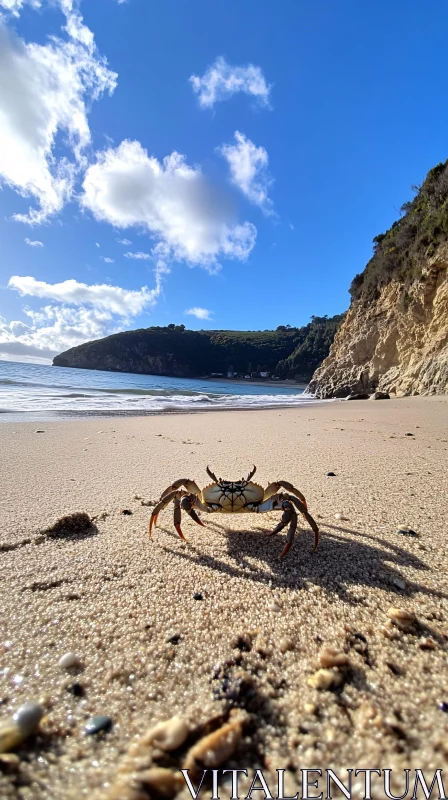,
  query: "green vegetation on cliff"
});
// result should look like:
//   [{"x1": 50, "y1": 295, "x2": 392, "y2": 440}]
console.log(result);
[
  {"x1": 53, "y1": 316, "x2": 342, "y2": 381},
  {"x1": 275, "y1": 314, "x2": 344, "y2": 380},
  {"x1": 350, "y1": 159, "x2": 448, "y2": 301}
]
